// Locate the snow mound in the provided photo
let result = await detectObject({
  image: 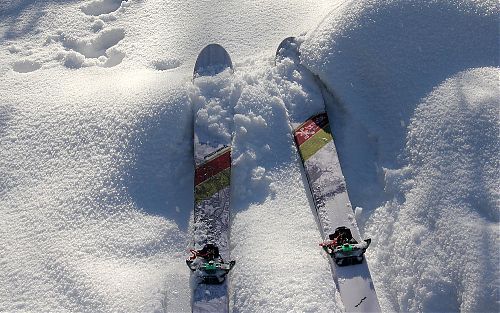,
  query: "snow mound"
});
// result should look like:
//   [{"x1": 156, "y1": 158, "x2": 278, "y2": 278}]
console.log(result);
[
  {"x1": 0, "y1": 70, "x2": 192, "y2": 312},
  {"x1": 300, "y1": 1, "x2": 499, "y2": 311},
  {"x1": 371, "y1": 67, "x2": 499, "y2": 312},
  {"x1": 302, "y1": 0, "x2": 499, "y2": 203}
]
